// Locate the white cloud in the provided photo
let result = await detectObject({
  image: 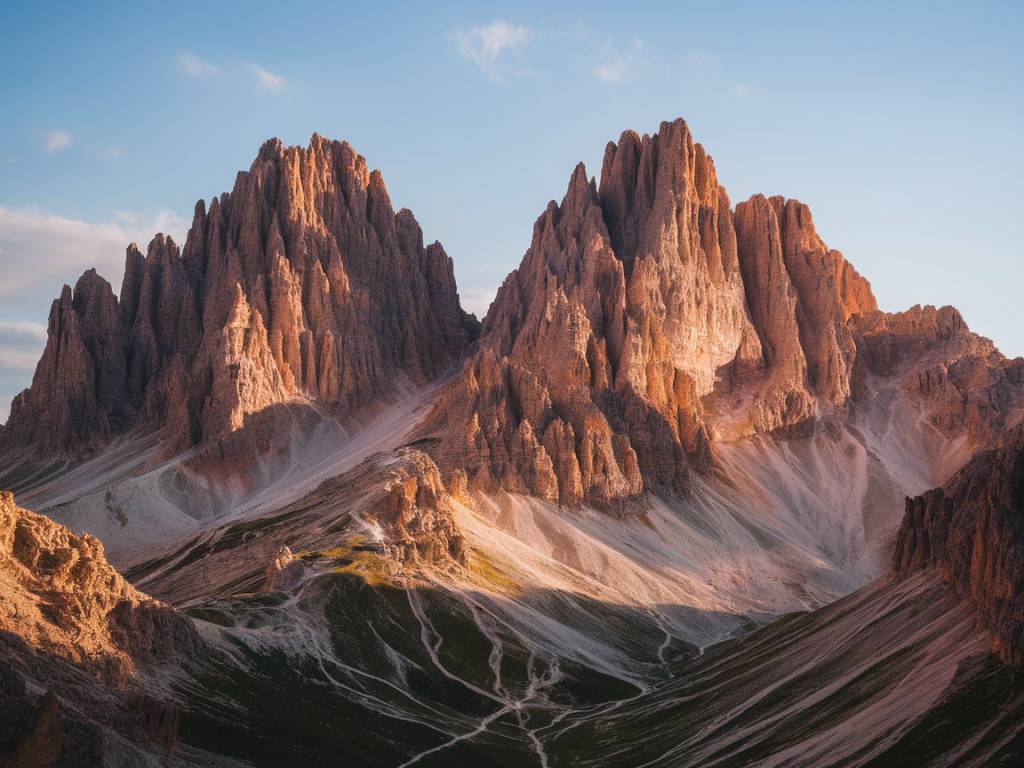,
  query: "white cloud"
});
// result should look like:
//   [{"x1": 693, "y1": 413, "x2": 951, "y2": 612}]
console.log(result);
[
  {"x1": 43, "y1": 130, "x2": 72, "y2": 153},
  {"x1": 454, "y1": 19, "x2": 532, "y2": 81},
  {"x1": 175, "y1": 52, "x2": 288, "y2": 92},
  {"x1": 686, "y1": 52, "x2": 720, "y2": 70},
  {"x1": 0, "y1": 320, "x2": 47, "y2": 424},
  {"x1": 0, "y1": 206, "x2": 188, "y2": 306},
  {"x1": 176, "y1": 50, "x2": 219, "y2": 78},
  {"x1": 0, "y1": 320, "x2": 47, "y2": 342},
  {"x1": 104, "y1": 145, "x2": 124, "y2": 159},
  {"x1": 0, "y1": 342, "x2": 44, "y2": 371},
  {"x1": 249, "y1": 64, "x2": 287, "y2": 91},
  {"x1": 594, "y1": 40, "x2": 644, "y2": 84},
  {"x1": 460, "y1": 288, "x2": 497, "y2": 319}
]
